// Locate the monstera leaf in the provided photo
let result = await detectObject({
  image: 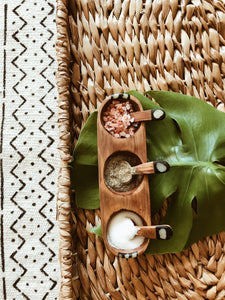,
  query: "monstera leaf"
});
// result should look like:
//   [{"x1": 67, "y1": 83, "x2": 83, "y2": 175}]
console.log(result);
[{"x1": 70, "y1": 90, "x2": 225, "y2": 254}]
